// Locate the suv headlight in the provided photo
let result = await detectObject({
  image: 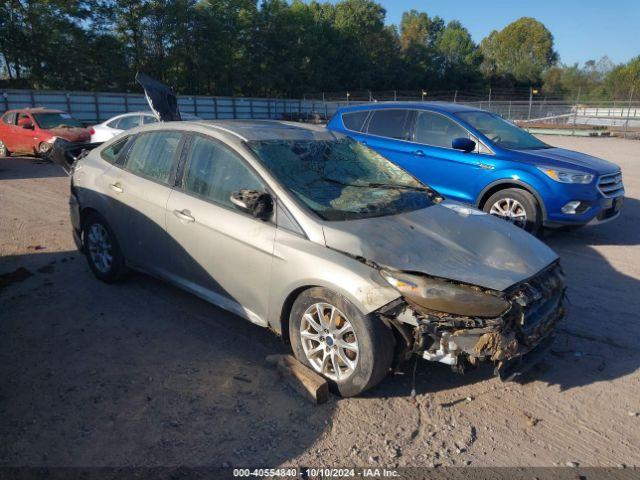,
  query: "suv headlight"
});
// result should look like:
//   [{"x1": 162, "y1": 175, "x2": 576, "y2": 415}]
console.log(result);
[
  {"x1": 380, "y1": 270, "x2": 509, "y2": 318},
  {"x1": 537, "y1": 166, "x2": 594, "y2": 184}
]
